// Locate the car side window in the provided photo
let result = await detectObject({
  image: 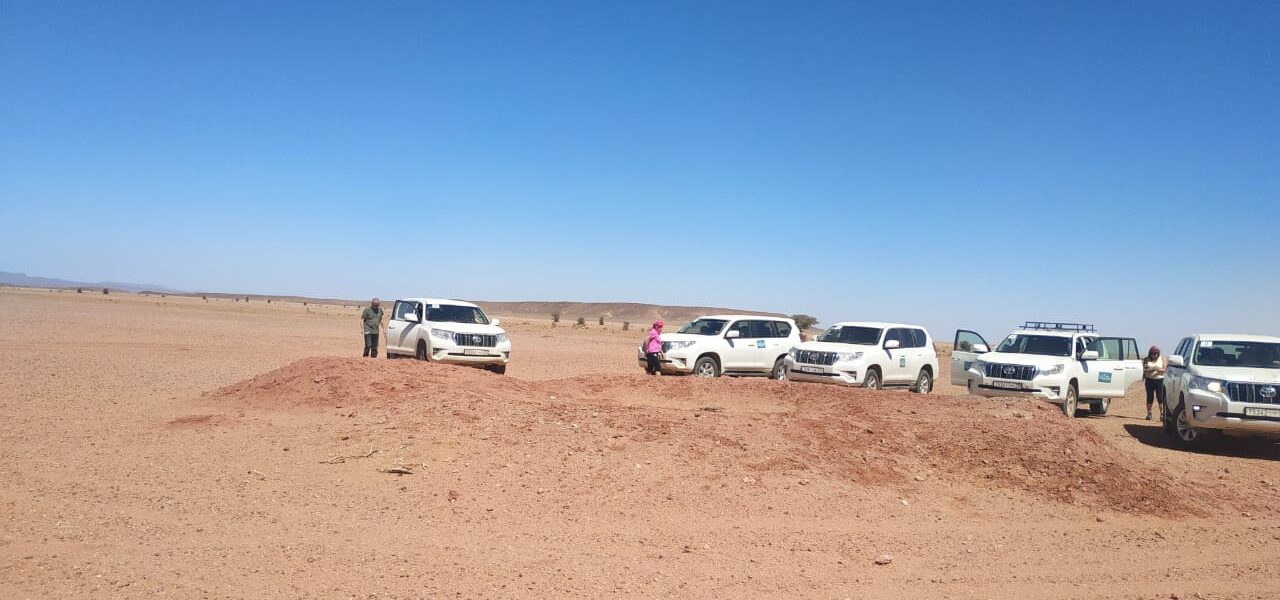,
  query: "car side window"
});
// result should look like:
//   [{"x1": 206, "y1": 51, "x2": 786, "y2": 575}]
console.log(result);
[
  {"x1": 1181, "y1": 338, "x2": 1196, "y2": 365},
  {"x1": 773, "y1": 321, "x2": 792, "y2": 338},
  {"x1": 728, "y1": 320, "x2": 751, "y2": 338},
  {"x1": 393, "y1": 301, "x2": 418, "y2": 321},
  {"x1": 885, "y1": 328, "x2": 904, "y2": 347},
  {"x1": 747, "y1": 320, "x2": 774, "y2": 338},
  {"x1": 911, "y1": 329, "x2": 927, "y2": 348}
]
